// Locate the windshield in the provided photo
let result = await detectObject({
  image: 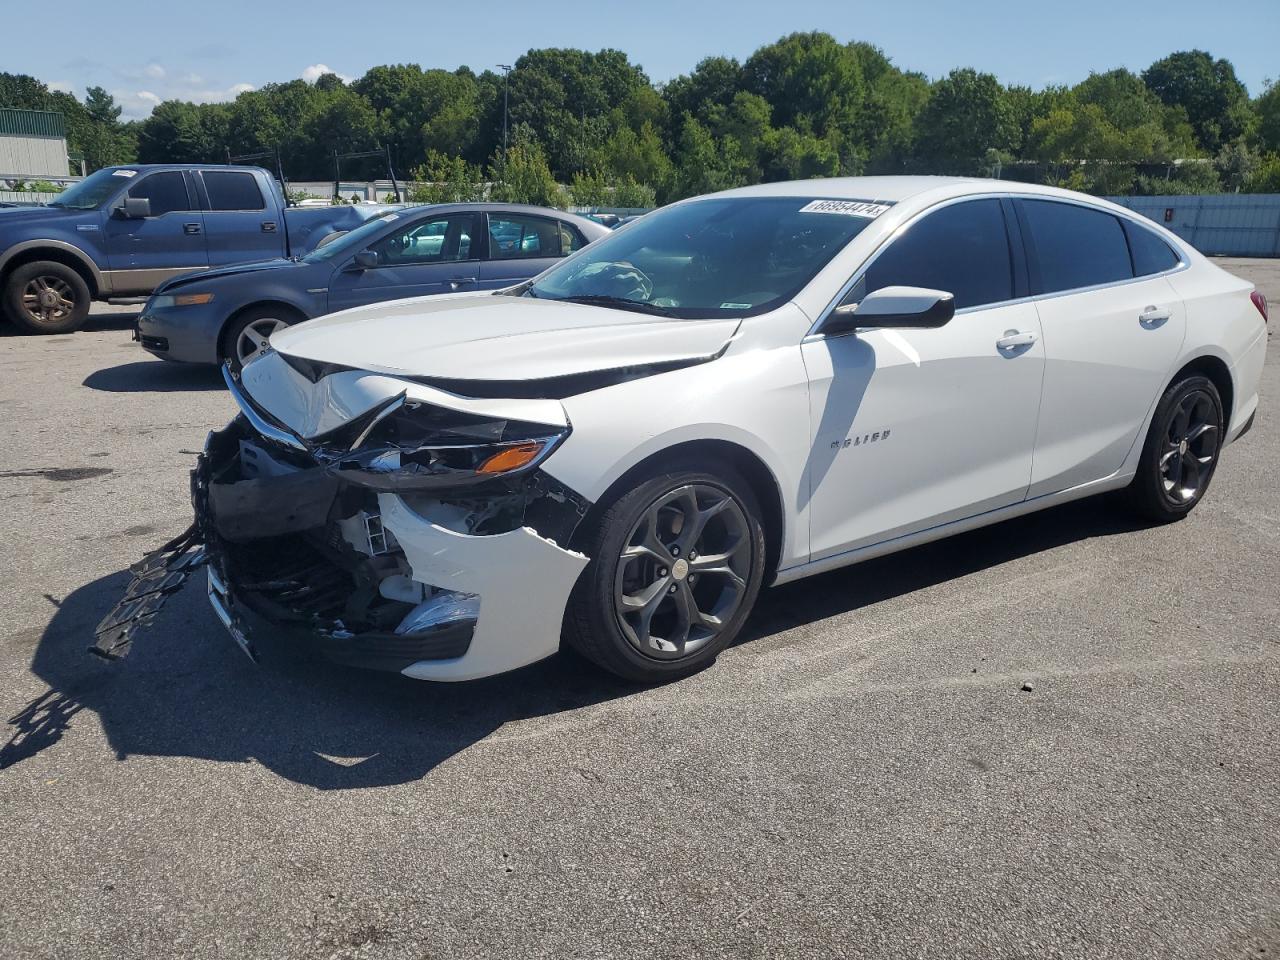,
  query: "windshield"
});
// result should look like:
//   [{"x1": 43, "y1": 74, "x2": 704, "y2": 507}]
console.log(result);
[
  {"x1": 525, "y1": 196, "x2": 890, "y2": 319},
  {"x1": 48, "y1": 167, "x2": 136, "y2": 210},
  {"x1": 303, "y1": 213, "x2": 399, "y2": 263}
]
